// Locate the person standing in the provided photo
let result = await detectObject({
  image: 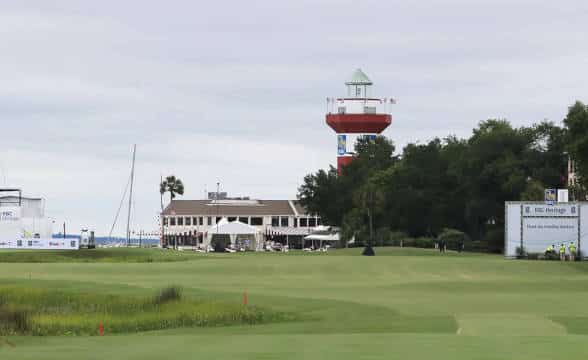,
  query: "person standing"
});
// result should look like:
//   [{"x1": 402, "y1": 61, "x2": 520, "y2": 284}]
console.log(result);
[
  {"x1": 545, "y1": 244, "x2": 554, "y2": 257},
  {"x1": 569, "y1": 242, "x2": 577, "y2": 262},
  {"x1": 559, "y1": 243, "x2": 566, "y2": 261}
]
